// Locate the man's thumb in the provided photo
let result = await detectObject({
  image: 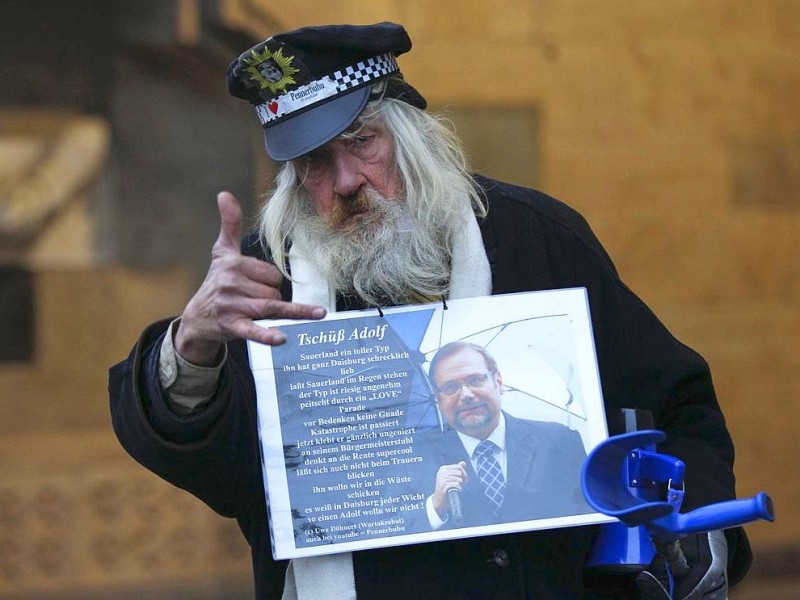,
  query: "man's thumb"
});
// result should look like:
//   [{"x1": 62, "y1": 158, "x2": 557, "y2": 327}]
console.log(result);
[{"x1": 216, "y1": 191, "x2": 244, "y2": 251}]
